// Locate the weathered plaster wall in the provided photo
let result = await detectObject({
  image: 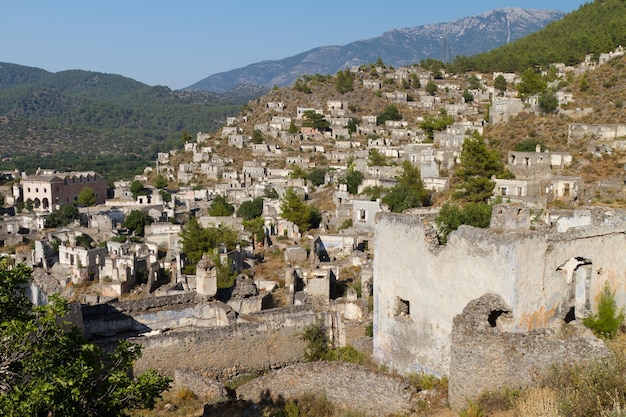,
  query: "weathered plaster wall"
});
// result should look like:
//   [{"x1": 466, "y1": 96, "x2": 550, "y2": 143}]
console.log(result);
[
  {"x1": 449, "y1": 294, "x2": 610, "y2": 410},
  {"x1": 373, "y1": 212, "x2": 626, "y2": 376},
  {"x1": 236, "y1": 362, "x2": 418, "y2": 417}
]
